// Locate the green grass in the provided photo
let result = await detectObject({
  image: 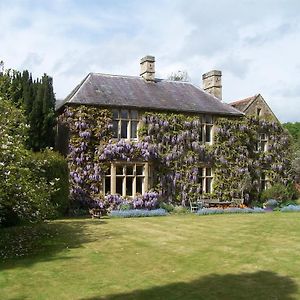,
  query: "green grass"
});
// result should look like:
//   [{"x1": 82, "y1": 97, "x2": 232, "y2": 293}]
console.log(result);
[{"x1": 1, "y1": 213, "x2": 300, "y2": 299}]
